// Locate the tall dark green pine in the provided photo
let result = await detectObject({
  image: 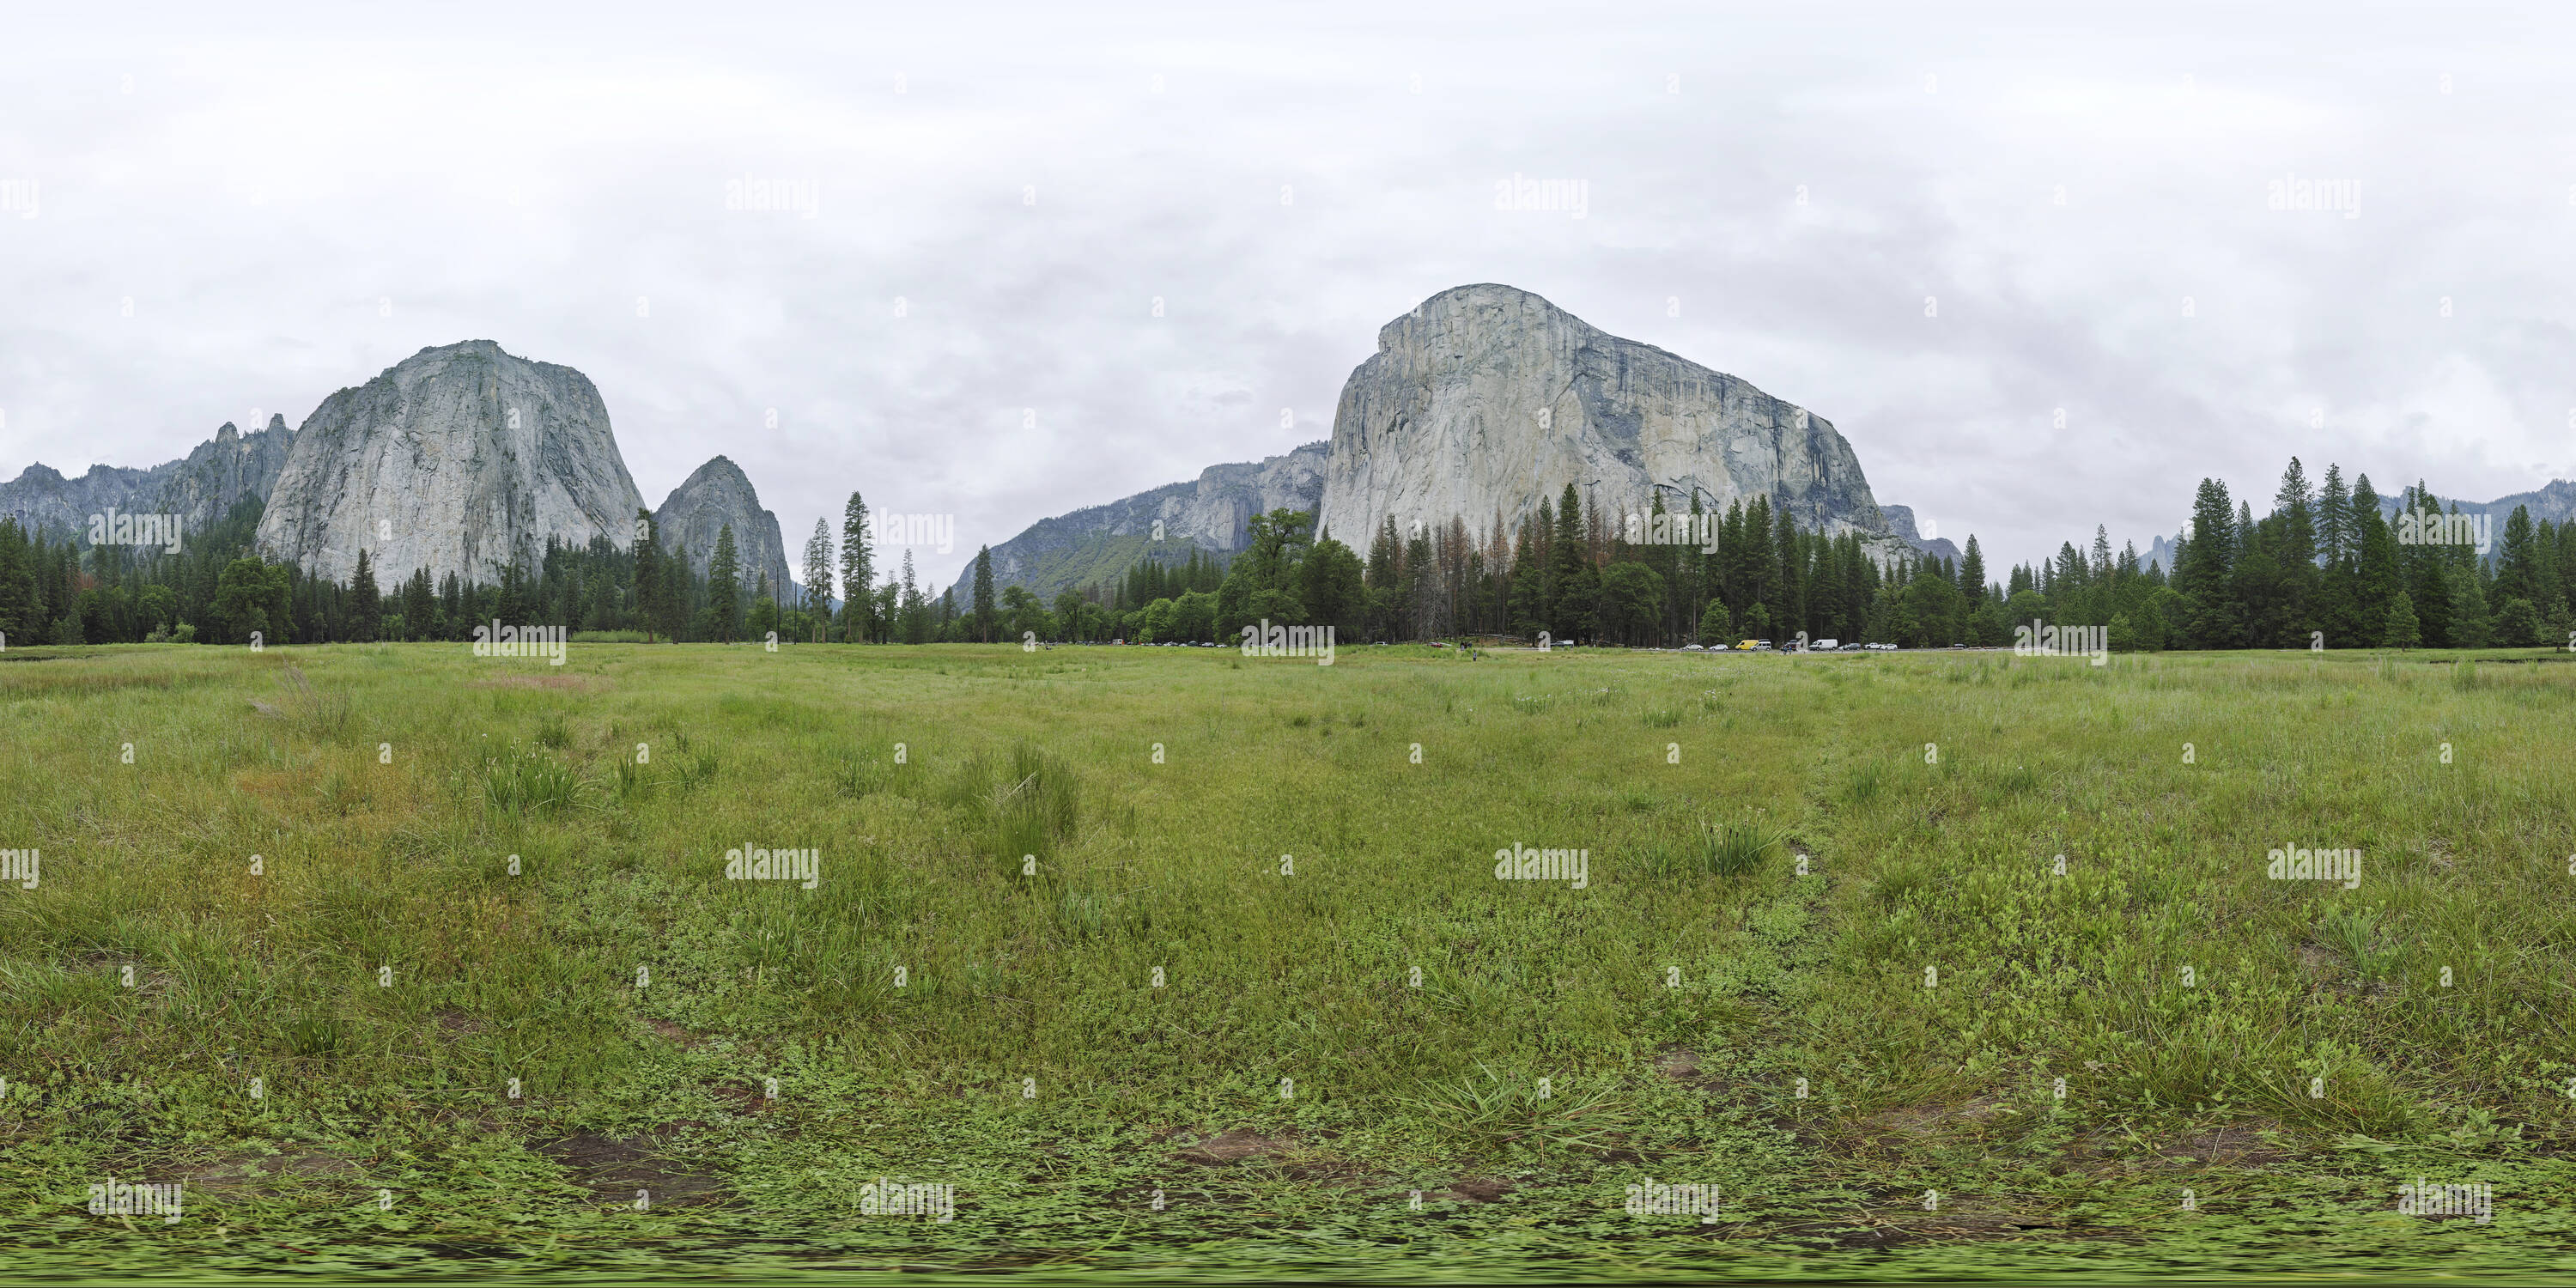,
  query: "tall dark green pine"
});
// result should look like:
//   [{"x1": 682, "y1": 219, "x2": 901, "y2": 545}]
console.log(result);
[
  {"x1": 1548, "y1": 483, "x2": 1592, "y2": 641},
  {"x1": 2348, "y1": 477, "x2": 2394, "y2": 647},
  {"x1": 2402, "y1": 485, "x2": 2453, "y2": 647},
  {"x1": 661, "y1": 553, "x2": 691, "y2": 642},
  {"x1": 2450, "y1": 562, "x2": 2492, "y2": 647},
  {"x1": 2496, "y1": 504, "x2": 2539, "y2": 608},
  {"x1": 709, "y1": 524, "x2": 741, "y2": 643},
  {"x1": 1680, "y1": 494, "x2": 1708, "y2": 637},
  {"x1": 2533, "y1": 517, "x2": 2569, "y2": 642},
  {"x1": 2273, "y1": 458, "x2": 2317, "y2": 642},
  {"x1": 0, "y1": 519, "x2": 44, "y2": 645},
  {"x1": 1734, "y1": 496, "x2": 1773, "y2": 620},
  {"x1": 1771, "y1": 505, "x2": 1803, "y2": 639},
  {"x1": 1507, "y1": 515, "x2": 1544, "y2": 639},
  {"x1": 2385, "y1": 587, "x2": 2421, "y2": 649},
  {"x1": 349, "y1": 548, "x2": 380, "y2": 643},
  {"x1": 633, "y1": 508, "x2": 664, "y2": 641},
  {"x1": 2175, "y1": 478, "x2": 2240, "y2": 648},
  {"x1": 1643, "y1": 493, "x2": 1680, "y2": 641},
  {"x1": 971, "y1": 545, "x2": 996, "y2": 642},
  {"x1": 840, "y1": 493, "x2": 872, "y2": 643},
  {"x1": 2315, "y1": 464, "x2": 2358, "y2": 645}
]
